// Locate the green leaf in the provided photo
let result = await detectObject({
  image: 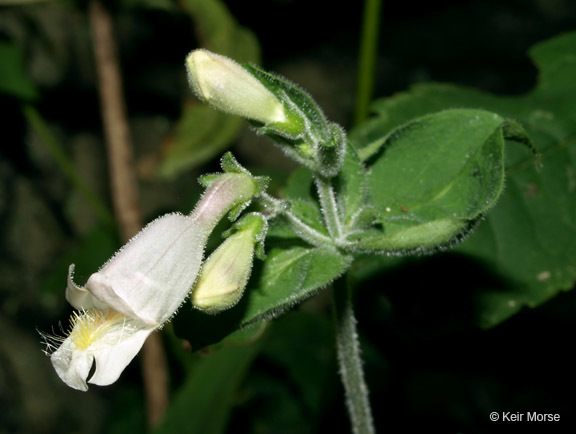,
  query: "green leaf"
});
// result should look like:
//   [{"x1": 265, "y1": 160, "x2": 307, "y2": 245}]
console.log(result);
[
  {"x1": 251, "y1": 246, "x2": 351, "y2": 320},
  {"x1": 458, "y1": 135, "x2": 576, "y2": 327},
  {"x1": 351, "y1": 109, "x2": 533, "y2": 253},
  {"x1": 0, "y1": 42, "x2": 38, "y2": 101},
  {"x1": 153, "y1": 343, "x2": 260, "y2": 434},
  {"x1": 349, "y1": 31, "x2": 576, "y2": 327},
  {"x1": 531, "y1": 31, "x2": 576, "y2": 93},
  {"x1": 281, "y1": 166, "x2": 314, "y2": 201},
  {"x1": 174, "y1": 245, "x2": 352, "y2": 348}
]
